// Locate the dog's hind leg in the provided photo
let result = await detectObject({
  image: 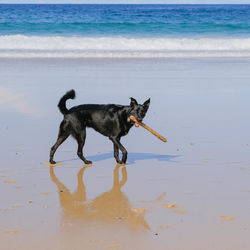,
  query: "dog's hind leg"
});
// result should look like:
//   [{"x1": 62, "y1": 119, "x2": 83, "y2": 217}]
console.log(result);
[
  {"x1": 50, "y1": 134, "x2": 69, "y2": 164},
  {"x1": 75, "y1": 129, "x2": 92, "y2": 165},
  {"x1": 110, "y1": 137, "x2": 127, "y2": 164},
  {"x1": 49, "y1": 121, "x2": 70, "y2": 164}
]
